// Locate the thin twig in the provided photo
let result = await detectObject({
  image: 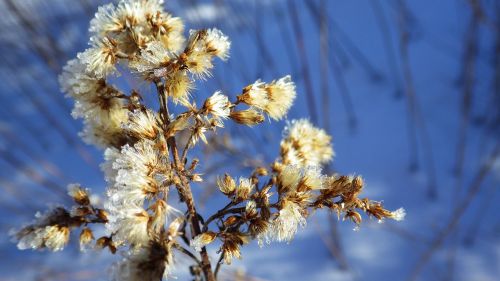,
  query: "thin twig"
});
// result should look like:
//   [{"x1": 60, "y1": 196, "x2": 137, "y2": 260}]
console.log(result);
[{"x1": 174, "y1": 244, "x2": 202, "y2": 265}]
